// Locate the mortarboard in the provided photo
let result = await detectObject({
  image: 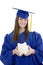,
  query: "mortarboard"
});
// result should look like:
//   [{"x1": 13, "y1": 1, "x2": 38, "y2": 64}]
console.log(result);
[
  {"x1": 12, "y1": 7, "x2": 35, "y2": 31},
  {"x1": 12, "y1": 7, "x2": 35, "y2": 19}
]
